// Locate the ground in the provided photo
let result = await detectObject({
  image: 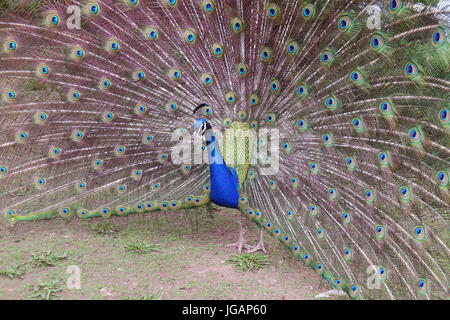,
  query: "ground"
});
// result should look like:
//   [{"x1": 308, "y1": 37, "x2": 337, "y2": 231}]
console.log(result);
[{"x1": 0, "y1": 208, "x2": 339, "y2": 300}]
